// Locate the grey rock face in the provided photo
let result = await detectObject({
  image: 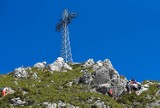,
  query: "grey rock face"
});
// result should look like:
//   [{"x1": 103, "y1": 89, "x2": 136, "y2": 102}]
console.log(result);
[
  {"x1": 48, "y1": 57, "x2": 72, "y2": 72},
  {"x1": 34, "y1": 61, "x2": 46, "y2": 70},
  {"x1": 14, "y1": 67, "x2": 28, "y2": 78},
  {"x1": 112, "y1": 78, "x2": 127, "y2": 97},
  {"x1": 93, "y1": 59, "x2": 127, "y2": 97},
  {"x1": 93, "y1": 67, "x2": 110, "y2": 84},
  {"x1": 79, "y1": 58, "x2": 128, "y2": 98}
]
